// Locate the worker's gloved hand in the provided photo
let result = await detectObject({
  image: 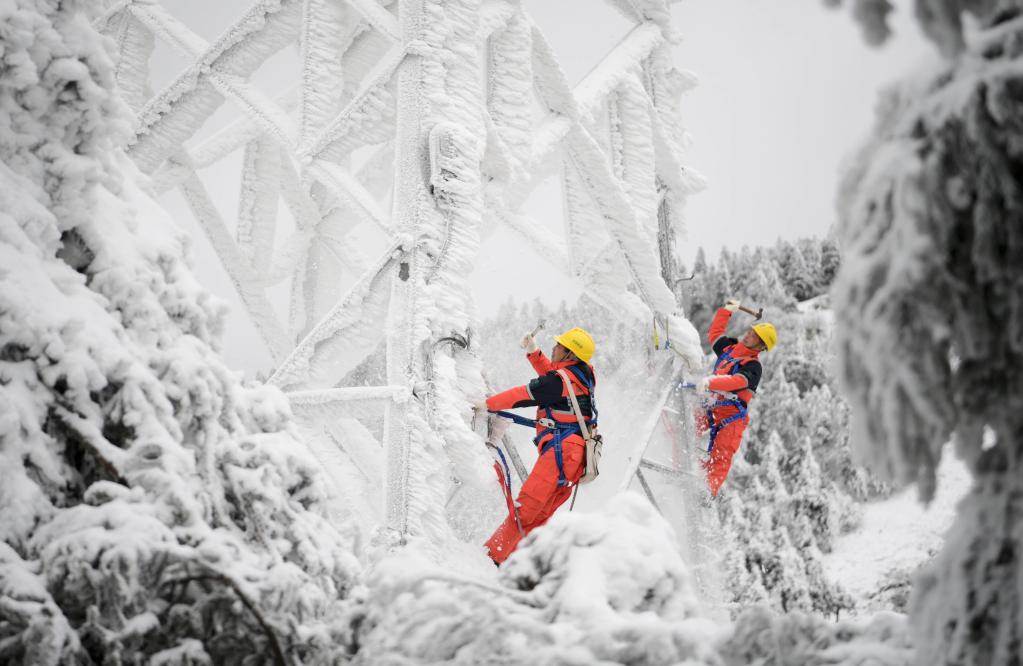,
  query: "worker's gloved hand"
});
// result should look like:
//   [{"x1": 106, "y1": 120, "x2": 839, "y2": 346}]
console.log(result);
[
  {"x1": 519, "y1": 333, "x2": 539, "y2": 353},
  {"x1": 724, "y1": 298, "x2": 740, "y2": 313},
  {"x1": 472, "y1": 399, "x2": 491, "y2": 412},
  {"x1": 696, "y1": 376, "x2": 713, "y2": 392}
]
